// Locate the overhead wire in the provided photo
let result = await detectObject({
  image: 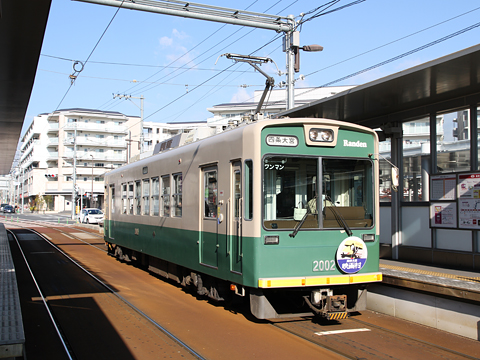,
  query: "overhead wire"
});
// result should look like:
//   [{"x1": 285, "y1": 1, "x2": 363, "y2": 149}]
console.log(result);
[
  {"x1": 100, "y1": 0, "x2": 267, "y2": 110},
  {"x1": 124, "y1": 0, "x2": 300, "y2": 128},
  {"x1": 55, "y1": 0, "x2": 126, "y2": 111},
  {"x1": 125, "y1": 0, "x2": 290, "y2": 98},
  {"x1": 282, "y1": 20, "x2": 480, "y2": 105},
  {"x1": 230, "y1": 4, "x2": 480, "y2": 110},
  {"x1": 117, "y1": 1, "x2": 297, "y2": 124}
]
